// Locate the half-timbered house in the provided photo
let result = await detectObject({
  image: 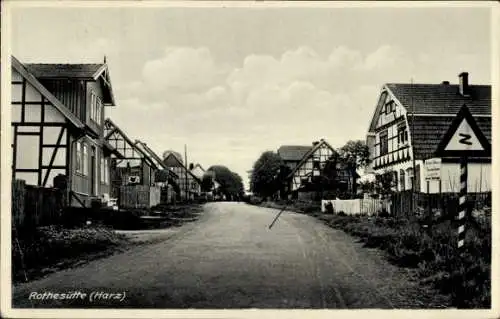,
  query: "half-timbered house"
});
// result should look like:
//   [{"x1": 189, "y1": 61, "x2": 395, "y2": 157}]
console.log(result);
[
  {"x1": 366, "y1": 72, "x2": 491, "y2": 193},
  {"x1": 10, "y1": 56, "x2": 120, "y2": 207},
  {"x1": 277, "y1": 145, "x2": 312, "y2": 171},
  {"x1": 163, "y1": 152, "x2": 202, "y2": 201},
  {"x1": 134, "y1": 140, "x2": 180, "y2": 202},
  {"x1": 285, "y1": 139, "x2": 355, "y2": 199},
  {"x1": 104, "y1": 119, "x2": 162, "y2": 207}
]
